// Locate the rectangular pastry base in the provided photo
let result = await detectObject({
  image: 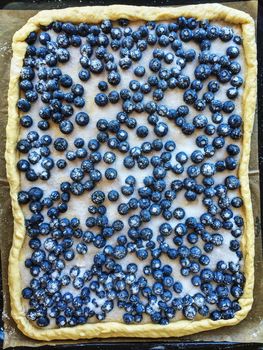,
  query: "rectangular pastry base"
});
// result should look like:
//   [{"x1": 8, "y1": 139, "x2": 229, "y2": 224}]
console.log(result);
[{"x1": 5, "y1": 3, "x2": 257, "y2": 341}]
